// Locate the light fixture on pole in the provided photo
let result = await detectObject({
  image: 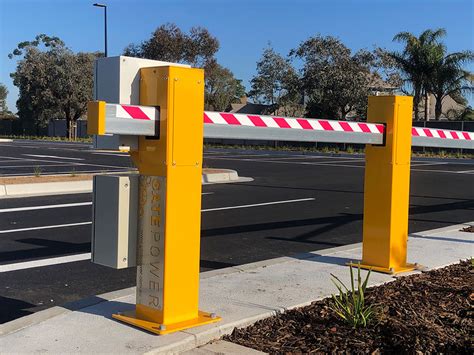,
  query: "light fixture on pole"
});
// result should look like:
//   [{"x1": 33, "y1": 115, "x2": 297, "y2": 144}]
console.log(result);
[{"x1": 93, "y1": 3, "x2": 108, "y2": 57}]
